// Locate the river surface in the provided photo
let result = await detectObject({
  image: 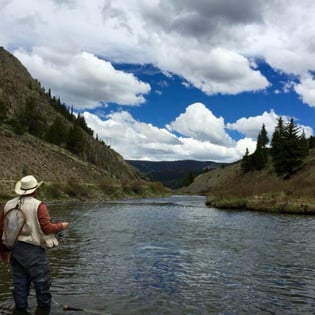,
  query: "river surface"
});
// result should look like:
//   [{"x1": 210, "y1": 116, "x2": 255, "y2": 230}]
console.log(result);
[{"x1": 1, "y1": 195, "x2": 315, "y2": 314}]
